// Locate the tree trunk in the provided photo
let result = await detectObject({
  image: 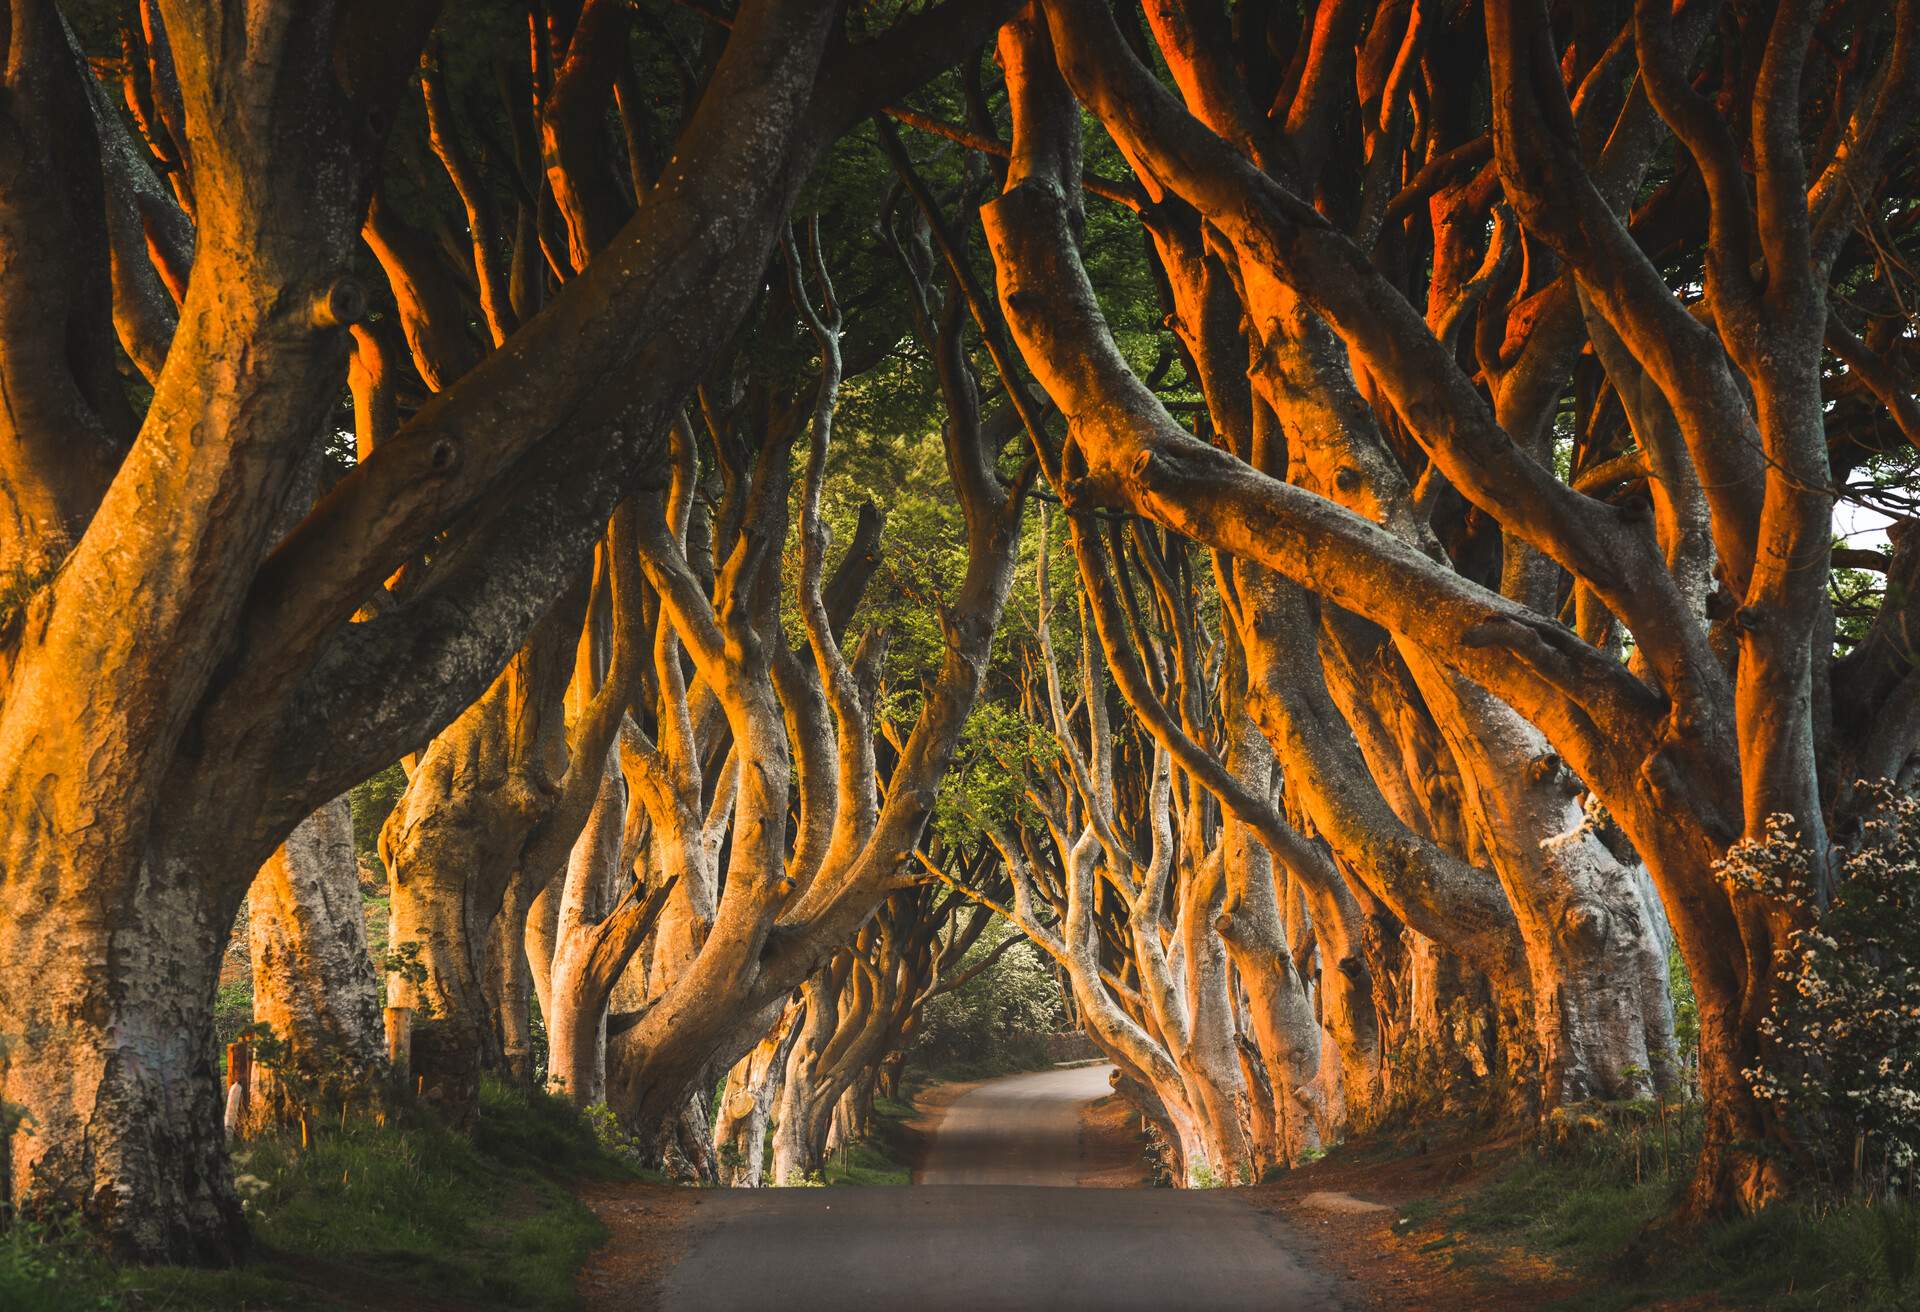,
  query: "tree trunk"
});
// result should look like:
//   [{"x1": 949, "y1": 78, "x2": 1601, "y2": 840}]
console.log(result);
[
  {"x1": 245, "y1": 797, "x2": 386, "y2": 1131},
  {"x1": 1214, "y1": 720, "x2": 1327, "y2": 1159},
  {"x1": 715, "y1": 1001, "x2": 801, "y2": 1185},
  {"x1": 489, "y1": 866, "x2": 544, "y2": 1087},
  {"x1": 546, "y1": 757, "x2": 626, "y2": 1105},
  {"x1": 383, "y1": 810, "x2": 500, "y2": 1121},
  {"x1": 0, "y1": 851, "x2": 244, "y2": 1262},
  {"x1": 771, "y1": 971, "x2": 841, "y2": 1183},
  {"x1": 381, "y1": 619, "x2": 576, "y2": 1120}
]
